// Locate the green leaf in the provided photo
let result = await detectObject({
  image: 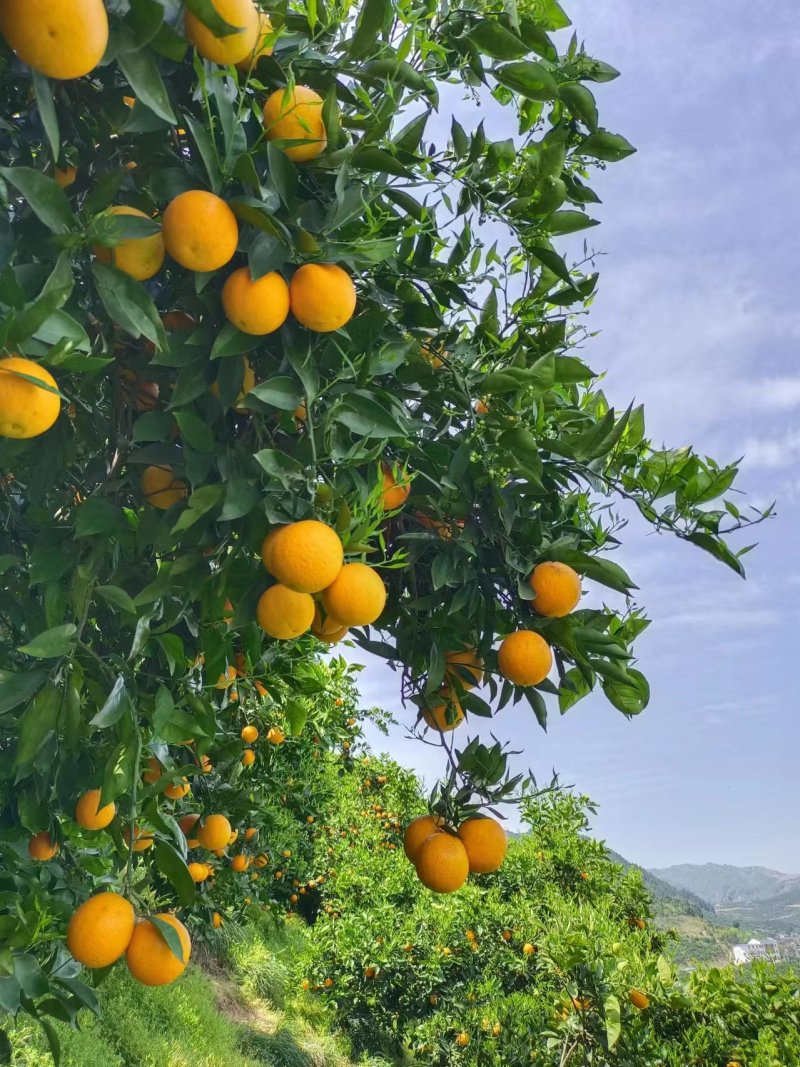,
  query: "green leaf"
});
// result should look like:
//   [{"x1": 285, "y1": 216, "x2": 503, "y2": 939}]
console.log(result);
[
  {"x1": 254, "y1": 449, "x2": 303, "y2": 478},
  {"x1": 285, "y1": 698, "x2": 308, "y2": 736},
  {"x1": 249, "y1": 232, "x2": 290, "y2": 277},
  {"x1": 14, "y1": 685, "x2": 61, "y2": 776},
  {"x1": 101, "y1": 725, "x2": 141, "y2": 804},
  {"x1": 174, "y1": 411, "x2": 215, "y2": 452},
  {"x1": 154, "y1": 840, "x2": 196, "y2": 908},
  {"x1": 95, "y1": 585, "x2": 137, "y2": 616},
  {"x1": 451, "y1": 117, "x2": 469, "y2": 159},
  {"x1": 333, "y1": 394, "x2": 408, "y2": 438},
  {"x1": 183, "y1": 114, "x2": 222, "y2": 194},
  {"x1": 547, "y1": 210, "x2": 599, "y2": 235},
  {"x1": 92, "y1": 264, "x2": 165, "y2": 348},
  {"x1": 18, "y1": 624, "x2": 76, "y2": 659},
  {"x1": 32, "y1": 73, "x2": 60, "y2": 162},
  {"x1": 0, "y1": 1029, "x2": 11, "y2": 1064},
  {"x1": 0, "y1": 671, "x2": 46, "y2": 715},
  {"x1": 468, "y1": 21, "x2": 528, "y2": 60},
  {"x1": 15, "y1": 955, "x2": 48, "y2": 998},
  {"x1": 531, "y1": 245, "x2": 574, "y2": 288},
  {"x1": 7, "y1": 253, "x2": 74, "y2": 347},
  {"x1": 0, "y1": 167, "x2": 73, "y2": 234},
  {"x1": 558, "y1": 668, "x2": 592, "y2": 713},
  {"x1": 493, "y1": 61, "x2": 558, "y2": 101},
  {"x1": 150, "y1": 915, "x2": 188, "y2": 963},
  {"x1": 210, "y1": 321, "x2": 252, "y2": 360},
  {"x1": 602, "y1": 668, "x2": 650, "y2": 715},
  {"x1": 349, "y1": 0, "x2": 391, "y2": 58},
  {"x1": 392, "y1": 111, "x2": 429, "y2": 154},
  {"x1": 352, "y1": 147, "x2": 414, "y2": 179},
  {"x1": 559, "y1": 81, "x2": 598, "y2": 131},
  {"x1": 580, "y1": 129, "x2": 637, "y2": 162},
  {"x1": 90, "y1": 676, "x2": 130, "y2": 728},
  {"x1": 249, "y1": 377, "x2": 302, "y2": 411},
  {"x1": 266, "y1": 143, "x2": 297, "y2": 207},
  {"x1": 75, "y1": 499, "x2": 125, "y2": 538},
  {"x1": 34, "y1": 309, "x2": 90, "y2": 352},
  {"x1": 117, "y1": 48, "x2": 176, "y2": 124},
  {"x1": 604, "y1": 993, "x2": 621, "y2": 1049},
  {"x1": 184, "y1": 0, "x2": 242, "y2": 35},
  {"x1": 172, "y1": 485, "x2": 224, "y2": 533}
]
